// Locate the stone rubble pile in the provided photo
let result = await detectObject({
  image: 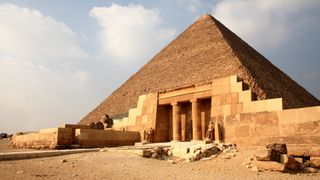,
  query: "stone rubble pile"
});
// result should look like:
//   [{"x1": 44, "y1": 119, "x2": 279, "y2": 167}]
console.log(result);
[
  {"x1": 185, "y1": 143, "x2": 237, "y2": 162},
  {"x1": 142, "y1": 143, "x2": 238, "y2": 163},
  {"x1": 142, "y1": 146, "x2": 173, "y2": 161},
  {"x1": 244, "y1": 143, "x2": 320, "y2": 173}
]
